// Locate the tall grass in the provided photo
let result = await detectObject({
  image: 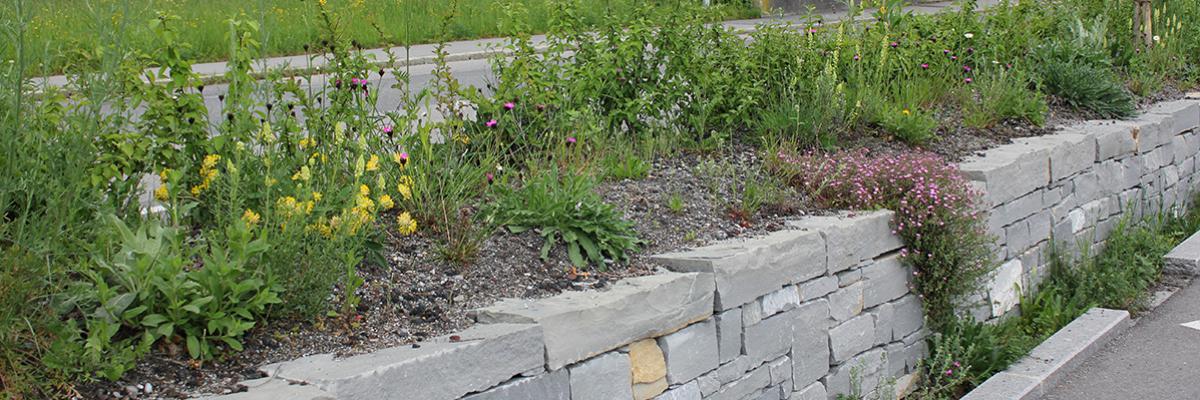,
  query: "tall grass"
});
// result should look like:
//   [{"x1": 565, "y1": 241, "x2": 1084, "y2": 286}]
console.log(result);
[{"x1": 0, "y1": 0, "x2": 759, "y2": 75}]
